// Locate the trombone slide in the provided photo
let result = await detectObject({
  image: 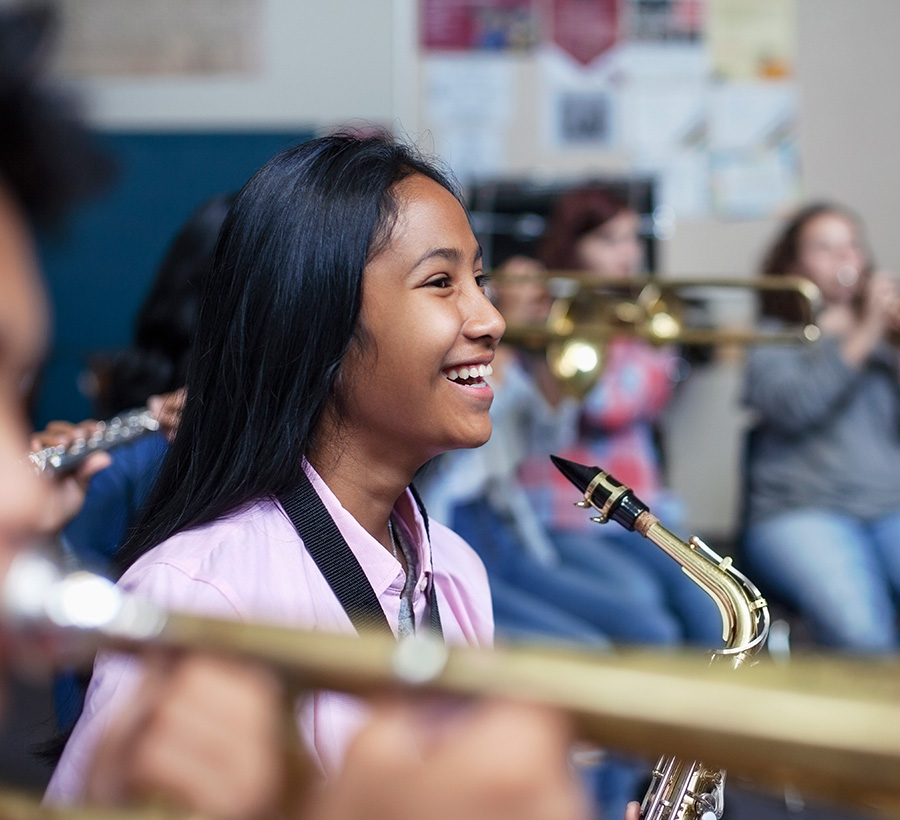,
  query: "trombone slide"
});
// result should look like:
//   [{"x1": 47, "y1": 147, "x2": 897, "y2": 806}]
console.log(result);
[{"x1": 5, "y1": 553, "x2": 900, "y2": 816}]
